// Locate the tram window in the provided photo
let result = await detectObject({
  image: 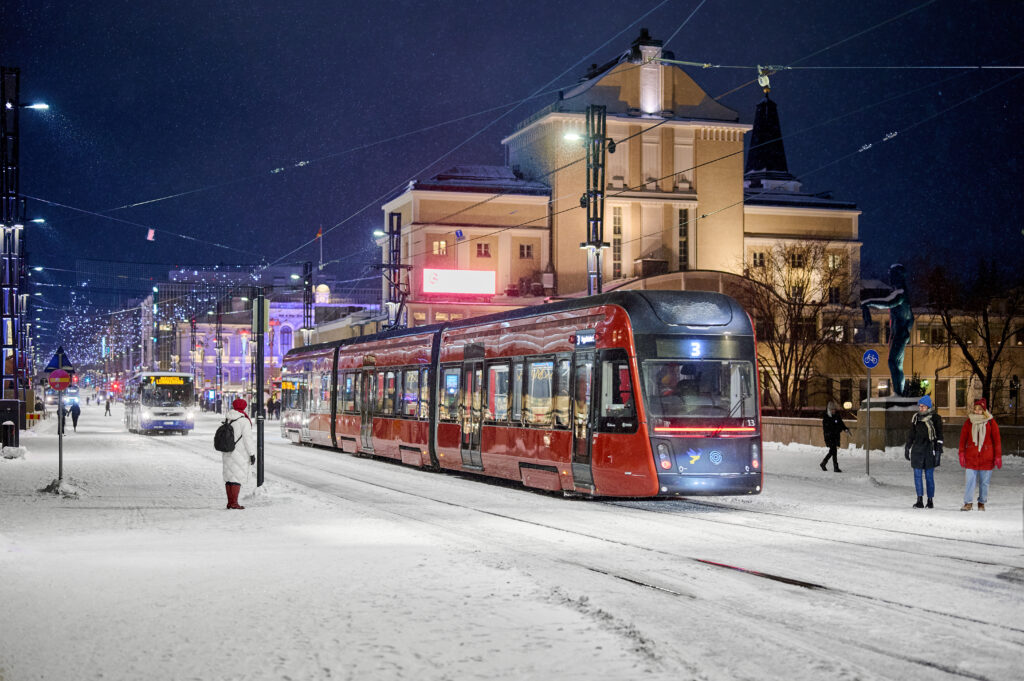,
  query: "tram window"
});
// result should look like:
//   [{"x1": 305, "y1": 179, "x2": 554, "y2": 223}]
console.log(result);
[
  {"x1": 374, "y1": 372, "x2": 385, "y2": 414},
  {"x1": 402, "y1": 369, "x2": 419, "y2": 417},
  {"x1": 486, "y1": 363, "x2": 510, "y2": 422},
  {"x1": 553, "y1": 358, "x2": 571, "y2": 428},
  {"x1": 511, "y1": 361, "x2": 523, "y2": 423},
  {"x1": 382, "y1": 371, "x2": 398, "y2": 415},
  {"x1": 418, "y1": 368, "x2": 430, "y2": 419},
  {"x1": 340, "y1": 373, "x2": 356, "y2": 412},
  {"x1": 439, "y1": 366, "x2": 460, "y2": 421},
  {"x1": 642, "y1": 359, "x2": 756, "y2": 419},
  {"x1": 524, "y1": 359, "x2": 553, "y2": 426},
  {"x1": 599, "y1": 356, "x2": 638, "y2": 433}
]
